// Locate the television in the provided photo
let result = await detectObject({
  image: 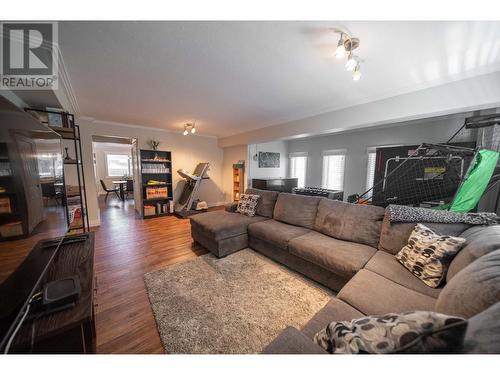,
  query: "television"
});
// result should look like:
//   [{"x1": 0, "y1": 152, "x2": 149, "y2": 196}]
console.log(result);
[{"x1": 0, "y1": 96, "x2": 68, "y2": 352}]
